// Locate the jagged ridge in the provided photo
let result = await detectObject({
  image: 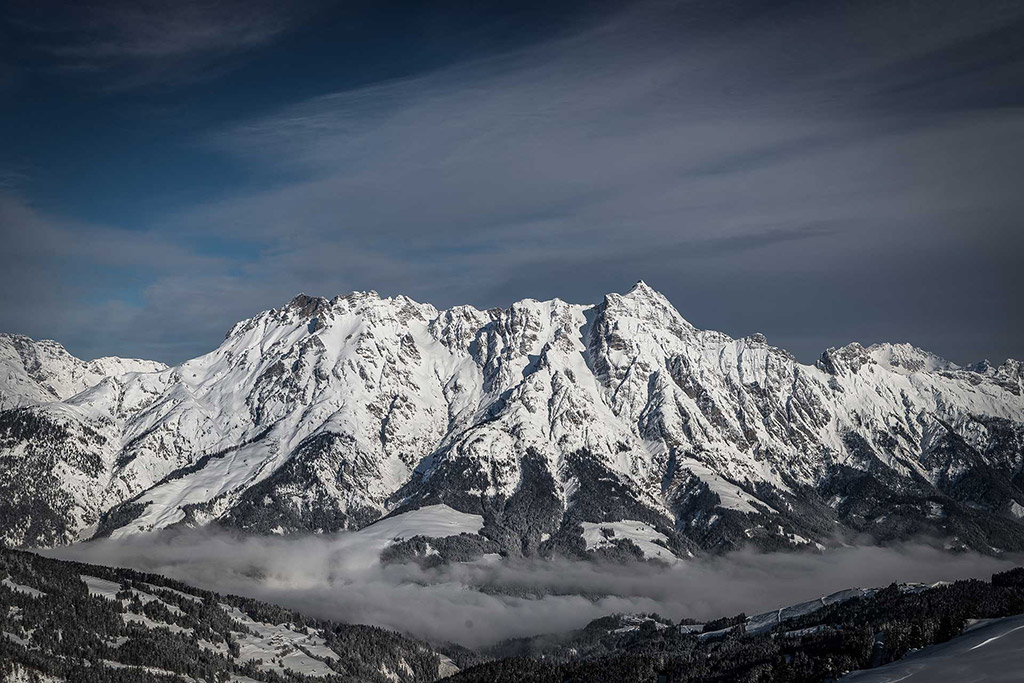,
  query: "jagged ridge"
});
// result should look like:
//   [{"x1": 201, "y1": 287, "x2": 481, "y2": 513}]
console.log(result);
[{"x1": 1, "y1": 283, "x2": 1023, "y2": 556}]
